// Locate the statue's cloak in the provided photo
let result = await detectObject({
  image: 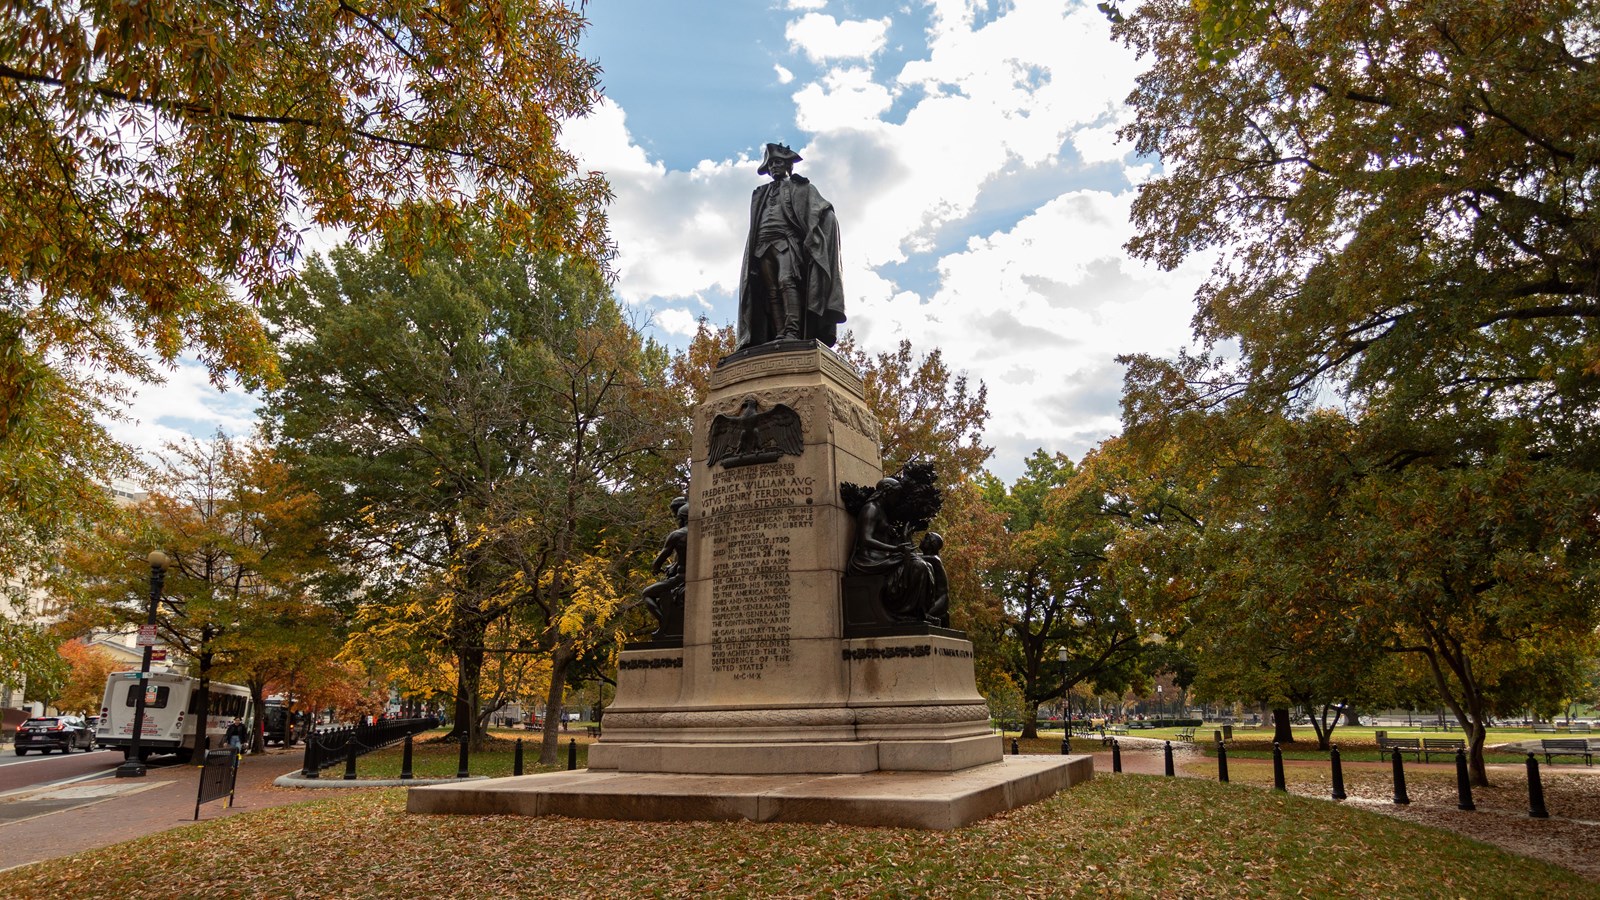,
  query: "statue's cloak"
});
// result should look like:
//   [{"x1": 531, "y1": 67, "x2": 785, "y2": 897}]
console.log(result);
[{"x1": 736, "y1": 174, "x2": 846, "y2": 349}]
